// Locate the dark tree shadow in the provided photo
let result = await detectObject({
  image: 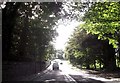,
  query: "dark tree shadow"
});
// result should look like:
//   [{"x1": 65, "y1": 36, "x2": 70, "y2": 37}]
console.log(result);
[
  {"x1": 69, "y1": 75, "x2": 105, "y2": 83},
  {"x1": 87, "y1": 69, "x2": 120, "y2": 79}
]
